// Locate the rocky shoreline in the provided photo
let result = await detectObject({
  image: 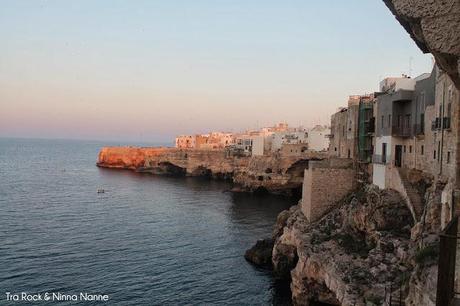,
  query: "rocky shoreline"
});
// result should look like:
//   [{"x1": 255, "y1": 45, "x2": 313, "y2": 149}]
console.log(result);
[
  {"x1": 246, "y1": 184, "x2": 441, "y2": 305},
  {"x1": 97, "y1": 146, "x2": 326, "y2": 197}
]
